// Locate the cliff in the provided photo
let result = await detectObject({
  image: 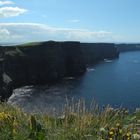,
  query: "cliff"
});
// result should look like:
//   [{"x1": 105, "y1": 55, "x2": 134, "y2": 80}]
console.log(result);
[
  {"x1": 81, "y1": 43, "x2": 119, "y2": 65},
  {"x1": 116, "y1": 44, "x2": 140, "y2": 52},
  {"x1": 0, "y1": 41, "x2": 119, "y2": 101}
]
